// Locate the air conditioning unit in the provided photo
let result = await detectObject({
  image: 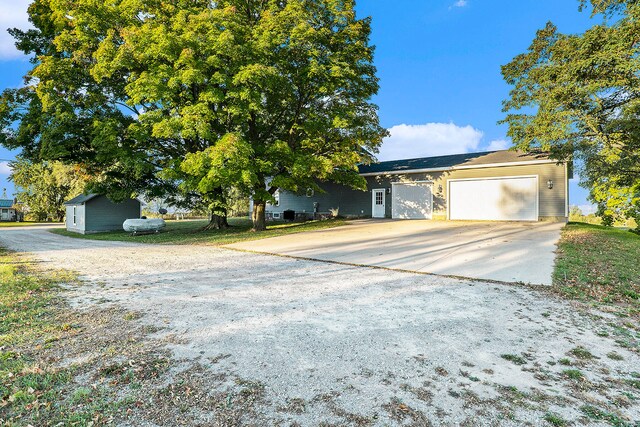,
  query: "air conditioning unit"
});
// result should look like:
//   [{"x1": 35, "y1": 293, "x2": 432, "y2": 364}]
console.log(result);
[{"x1": 272, "y1": 212, "x2": 281, "y2": 219}]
